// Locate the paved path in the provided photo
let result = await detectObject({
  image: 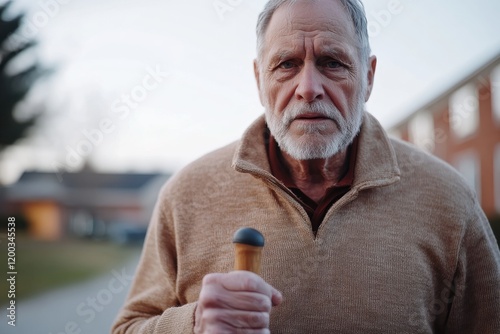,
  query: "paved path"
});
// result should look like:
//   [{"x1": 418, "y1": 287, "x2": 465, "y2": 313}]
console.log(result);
[{"x1": 1, "y1": 252, "x2": 141, "y2": 334}]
